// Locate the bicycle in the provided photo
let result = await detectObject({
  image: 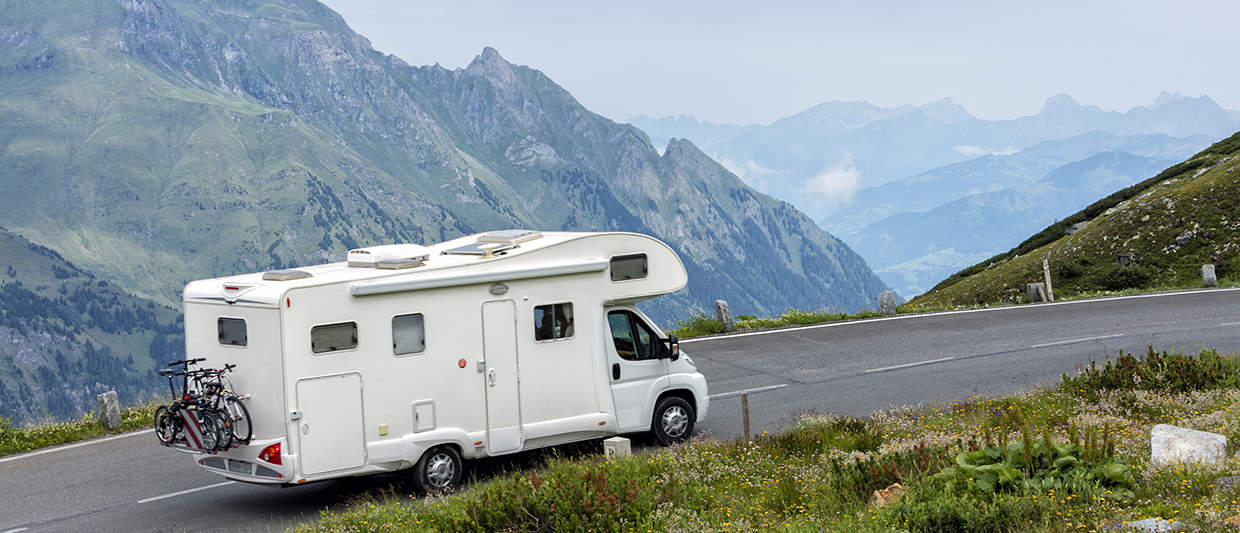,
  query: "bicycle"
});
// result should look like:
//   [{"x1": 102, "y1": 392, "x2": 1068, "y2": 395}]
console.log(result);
[
  {"x1": 154, "y1": 358, "x2": 228, "y2": 452},
  {"x1": 191, "y1": 364, "x2": 252, "y2": 447}
]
